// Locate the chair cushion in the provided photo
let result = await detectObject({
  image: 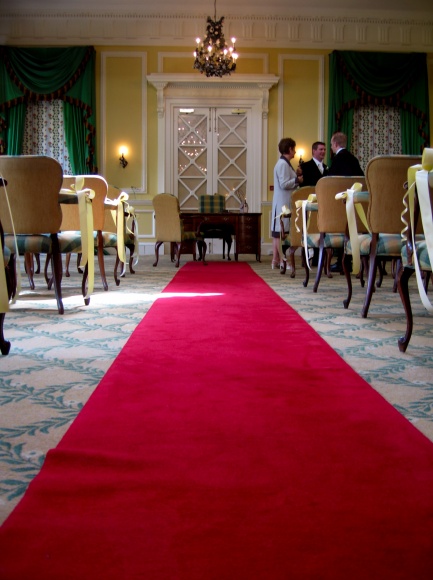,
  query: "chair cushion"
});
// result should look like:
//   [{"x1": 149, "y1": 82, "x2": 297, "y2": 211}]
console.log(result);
[
  {"x1": 306, "y1": 233, "x2": 345, "y2": 249},
  {"x1": 2, "y1": 245, "x2": 11, "y2": 267},
  {"x1": 199, "y1": 195, "x2": 226, "y2": 213},
  {"x1": 401, "y1": 240, "x2": 431, "y2": 270},
  {"x1": 345, "y1": 233, "x2": 403, "y2": 257},
  {"x1": 99, "y1": 231, "x2": 118, "y2": 248},
  {"x1": 5, "y1": 234, "x2": 53, "y2": 255}
]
